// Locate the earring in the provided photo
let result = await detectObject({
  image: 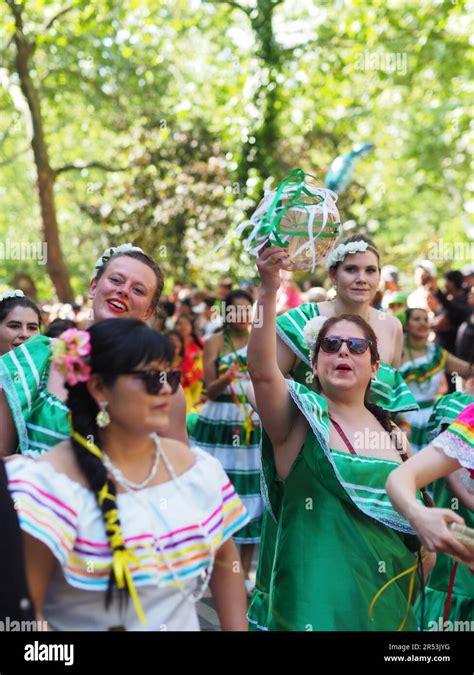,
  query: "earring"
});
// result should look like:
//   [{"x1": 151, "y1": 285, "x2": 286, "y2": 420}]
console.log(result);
[{"x1": 96, "y1": 401, "x2": 110, "y2": 428}]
